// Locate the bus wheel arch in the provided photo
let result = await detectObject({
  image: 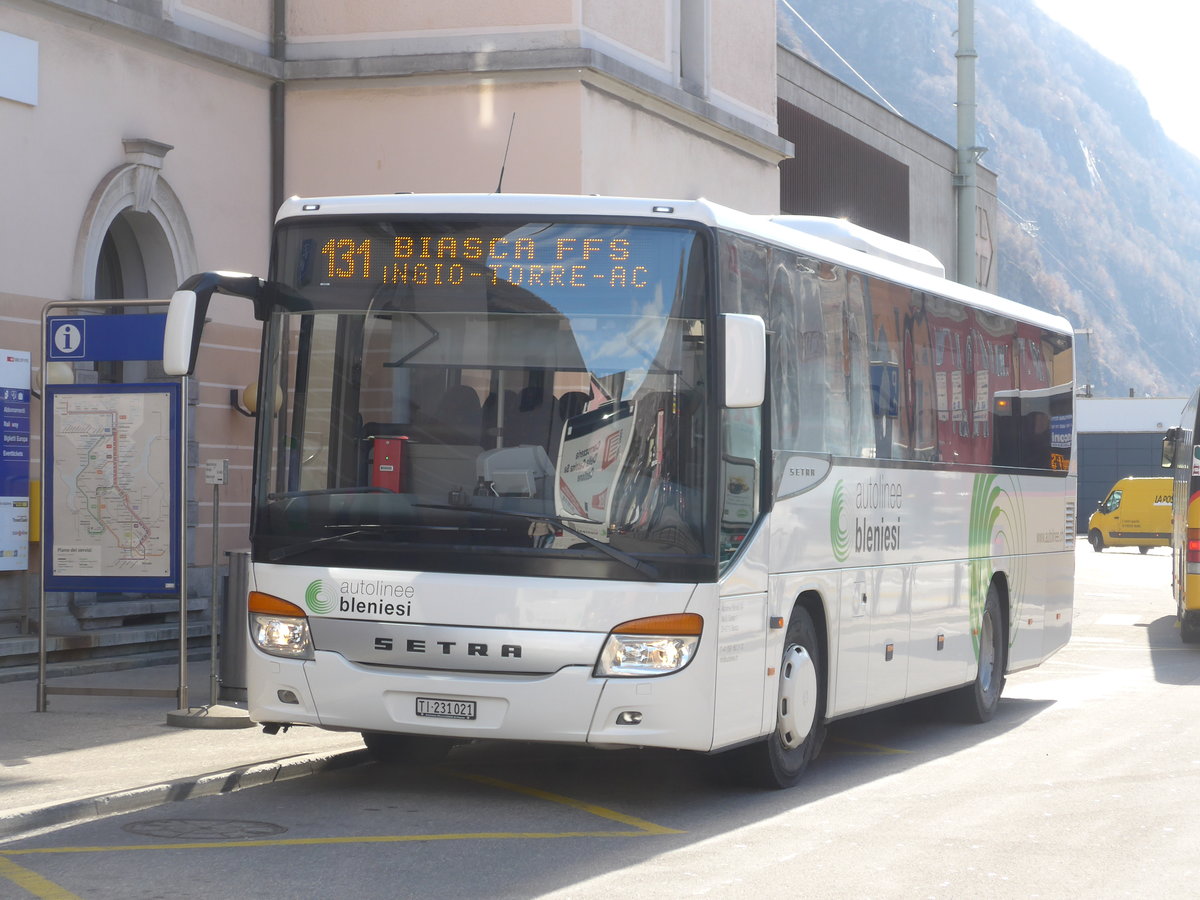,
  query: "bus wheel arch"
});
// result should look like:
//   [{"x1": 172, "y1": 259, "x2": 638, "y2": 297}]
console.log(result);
[
  {"x1": 947, "y1": 576, "x2": 1008, "y2": 723},
  {"x1": 726, "y1": 592, "x2": 828, "y2": 789}
]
